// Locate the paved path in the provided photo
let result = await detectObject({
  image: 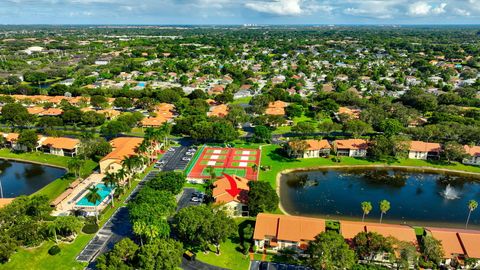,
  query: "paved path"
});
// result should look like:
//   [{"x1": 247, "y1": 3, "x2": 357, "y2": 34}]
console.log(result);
[{"x1": 181, "y1": 257, "x2": 228, "y2": 270}]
